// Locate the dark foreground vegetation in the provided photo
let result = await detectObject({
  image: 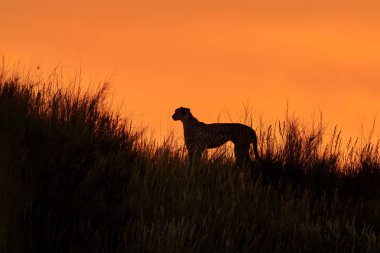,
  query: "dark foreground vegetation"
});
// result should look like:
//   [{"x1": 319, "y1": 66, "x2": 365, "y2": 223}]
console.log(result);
[{"x1": 1, "y1": 68, "x2": 380, "y2": 253}]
